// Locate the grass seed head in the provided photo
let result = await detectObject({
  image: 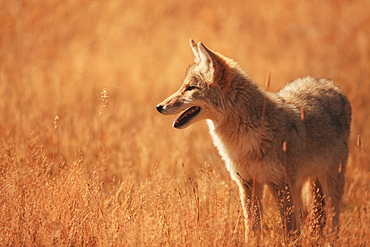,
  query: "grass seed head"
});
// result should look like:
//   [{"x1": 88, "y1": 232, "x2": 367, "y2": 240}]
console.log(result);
[
  {"x1": 99, "y1": 88, "x2": 109, "y2": 116},
  {"x1": 282, "y1": 141, "x2": 287, "y2": 152},
  {"x1": 54, "y1": 115, "x2": 59, "y2": 129}
]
